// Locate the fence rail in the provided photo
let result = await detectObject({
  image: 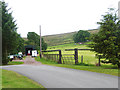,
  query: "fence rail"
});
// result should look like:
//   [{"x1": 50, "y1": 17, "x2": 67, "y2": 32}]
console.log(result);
[
  {"x1": 62, "y1": 54, "x2": 75, "y2": 64},
  {"x1": 41, "y1": 48, "x2": 101, "y2": 66},
  {"x1": 42, "y1": 50, "x2": 62, "y2": 64},
  {"x1": 42, "y1": 54, "x2": 59, "y2": 62}
]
